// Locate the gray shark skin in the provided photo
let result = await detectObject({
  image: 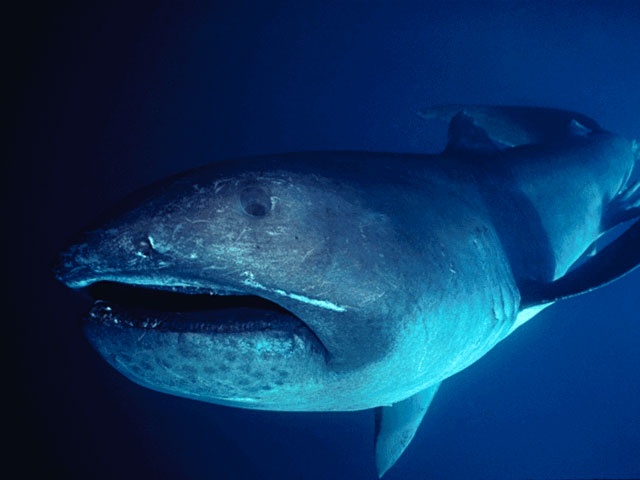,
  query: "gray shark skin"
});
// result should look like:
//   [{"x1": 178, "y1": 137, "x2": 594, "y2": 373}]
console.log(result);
[{"x1": 56, "y1": 106, "x2": 640, "y2": 477}]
